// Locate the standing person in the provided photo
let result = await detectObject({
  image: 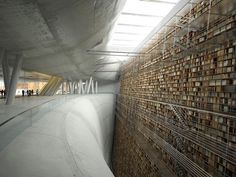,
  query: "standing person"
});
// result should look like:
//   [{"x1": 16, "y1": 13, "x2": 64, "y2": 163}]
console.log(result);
[
  {"x1": 3, "y1": 90, "x2": 6, "y2": 98},
  {"x1": 31, "y1": 90, "x2": 34, "y2": 95},
  {"x1": 22, "y1": 90, "x2": 25, "y2": 96},
  {"x1": 26, "y1": 90, "x2": 29, "y2": 96},
  {"x1": 0, "y1": 90, "x2": 3, "y2": 98},
  {"x1": 36, "y1": 89, "x2": 39, "y2": 96}
]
